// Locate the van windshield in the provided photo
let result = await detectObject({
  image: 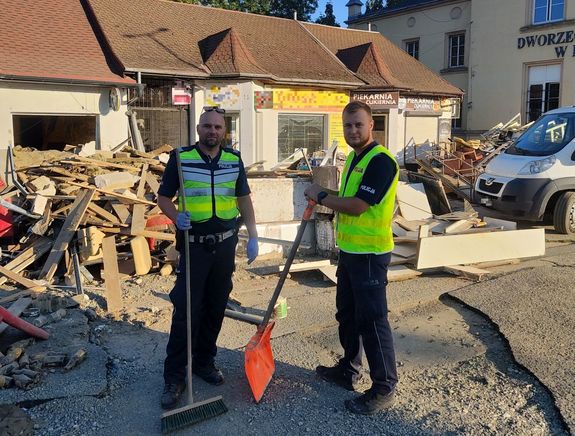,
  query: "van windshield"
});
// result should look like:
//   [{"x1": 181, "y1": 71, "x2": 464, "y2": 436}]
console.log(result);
[{"x1": 507, "y1": 113, "x2": 575, "y2": 156}]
